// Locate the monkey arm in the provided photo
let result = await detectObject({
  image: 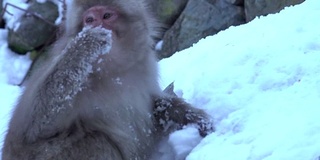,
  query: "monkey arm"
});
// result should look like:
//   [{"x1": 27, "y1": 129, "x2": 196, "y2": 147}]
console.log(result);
[
  {"x1": 154, "y1": 97, "x2": 215, "y2": 137},
  {"x1": 25, "y1": 27, "x2": 112, "y2": 142},
  {"x1": 153, "y1": 83, "x2": 215, "y2": 137}
]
